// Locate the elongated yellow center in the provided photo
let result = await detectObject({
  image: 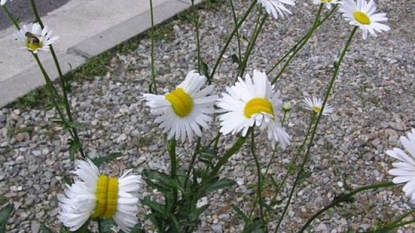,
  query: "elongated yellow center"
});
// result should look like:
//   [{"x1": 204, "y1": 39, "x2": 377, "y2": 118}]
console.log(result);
[
  {"x1": 165, "y1": 88, "x2": 193, "y2": 118},
  {"x1": 313, "y1": 106, "x2": 322, "y2": 114},
  {"x1": 244, "y1": 98, "x2": 274, "y2": 119},
  {"x1": 353, "y1": 11, "x2": 371, "y2": 25},
  {"x1": 91, "y1": 175, "x2": 119, "y2": 219},
  {"x1": 321, "y1": 0, "x2": 332, "y2": 3}
]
